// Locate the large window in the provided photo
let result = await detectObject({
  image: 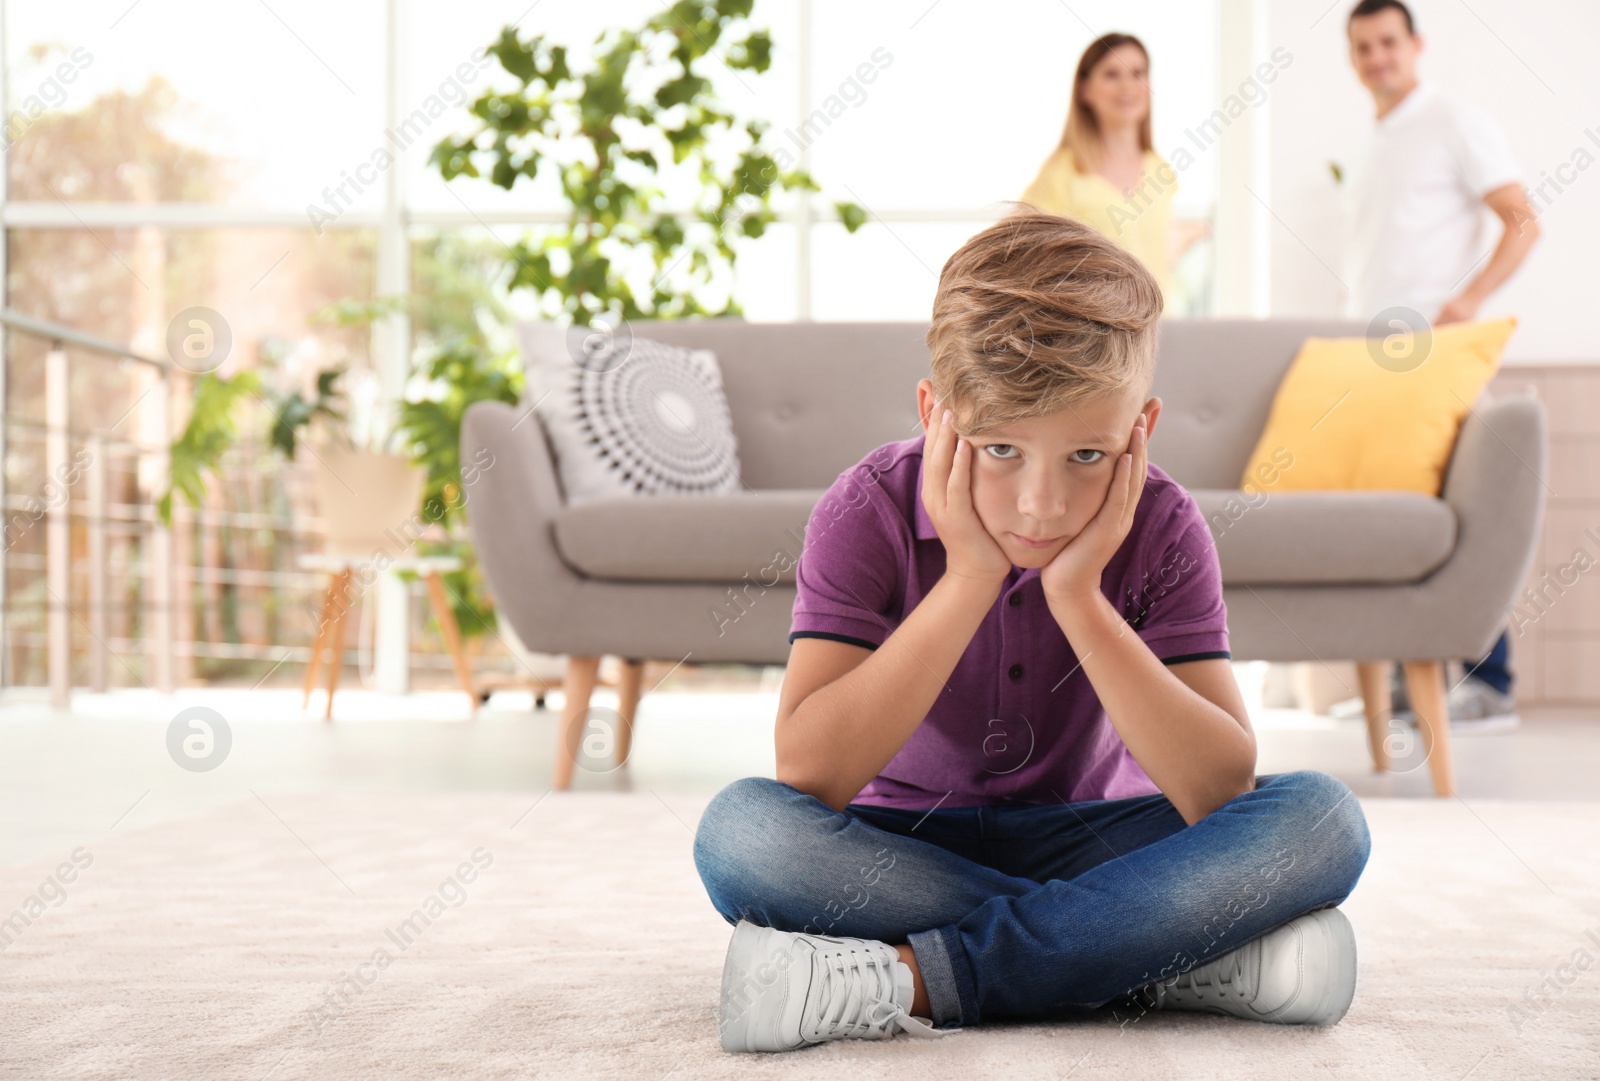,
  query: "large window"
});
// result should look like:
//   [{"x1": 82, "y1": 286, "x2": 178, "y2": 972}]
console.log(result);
[
  {"x1": 1, "y1": 0, "x2": 1220, "y2": 687},
  {"x1": 5, "y1": 0, "x2": 1219, "y2": 322}
]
